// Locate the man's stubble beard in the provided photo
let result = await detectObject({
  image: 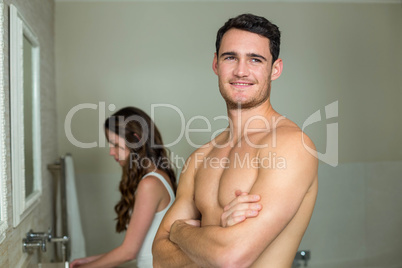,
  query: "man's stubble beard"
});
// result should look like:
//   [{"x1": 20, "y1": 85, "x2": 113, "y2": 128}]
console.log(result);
[{"x1": 219, "y1": 79, "x2": 272, "y2": 110}]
